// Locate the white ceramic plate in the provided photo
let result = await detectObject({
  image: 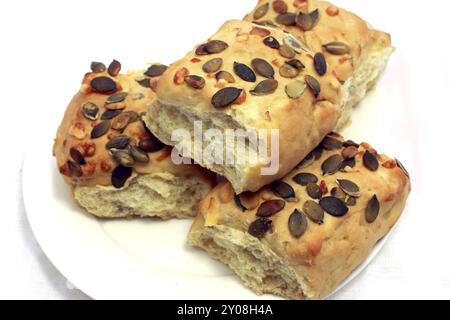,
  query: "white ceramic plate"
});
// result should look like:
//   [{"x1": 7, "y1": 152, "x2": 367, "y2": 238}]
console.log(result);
[{"x1": 23, "y1": 53, "x2": 408, "y2": 300}]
